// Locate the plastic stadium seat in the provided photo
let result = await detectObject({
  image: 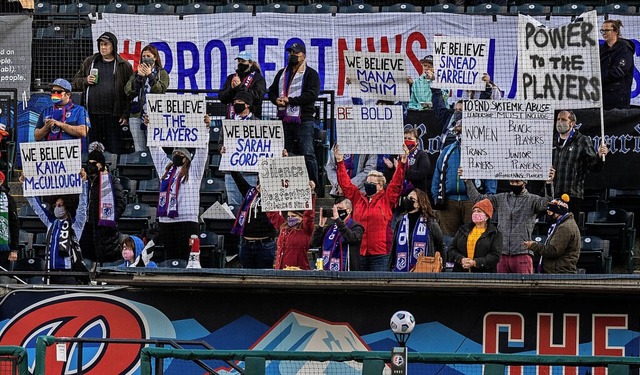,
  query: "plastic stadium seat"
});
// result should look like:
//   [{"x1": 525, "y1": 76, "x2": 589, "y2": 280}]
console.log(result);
[
  {"x1": 297, "y1": 3, "x2": 337, "y2": 13},
  {"x1": 158, "y1": 259, "x2": 187, "y2": 268},
  {"x1": 200, "y1": 177, "x2": 225, "y2": 209},
  {"x1": 138, "y1": 3, "x2": 175, "y2": 13},
  {"x1": 100, "y1": 2, "x2": 136, "y2": 13},
  {"x1": 382, "y1": 3, "x2": 421, "y2": 12},
  {"x1": 578, "y1": 236, "x2": 611, "y2": 274},
  {"x1": 596, "y1": 3, "x2": 636, "y2": 14},
  {"x1": 585, "y1": 209, "x2": 636, "y2": 273},
  {"x1": 198, "y1": 231, "x2": 225, "y2": 268},
  {"x1": 216, "y1": 3, "x2": 254, "y2": 13},
  {"x1": 424, "y1": 4, "x2": 462, "y2": 13},
  {"x1": 466, "y1": 3, "x2": 507, "y2": 14},
  {"x1": 255, "y1": 3, "x2": 296, "y2": 13},
  {"x1": 118, "y1": 176, "x2": 136, "y2": 205},
  {"x1": 509, "y1": 3, "x2": 550, "y2": 15},
  {"x1": 34, "y1": 1, "x2": 57, "y2": 15},
  {"x1": 34, "y1": 25, "x2": 67, "y2": 39},
  {"x1": 552, "y1": 3, "x2": 590, "y2": 15},
  {"x1": 117, "y1": 151, "x2": 155, "y2": 180},
  {"x1": 58, "y1": 2, "x2": 96, "y2": 14},
  {"x1": 177, "y1": 3, "x2": 214, "y2": 14},
  {"x1": 18, "y1": 204, "x2": 47, "y2": 234},
  {"x1": 119, "y1": 203, "x2": 152, "y2": 236},
  {"x1": 136, "y1": 178, "x2": 160, "y2": 205},
  {"x1": 339, "y1": 3, "x2": 378, "y2": 12}
]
